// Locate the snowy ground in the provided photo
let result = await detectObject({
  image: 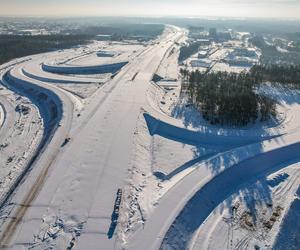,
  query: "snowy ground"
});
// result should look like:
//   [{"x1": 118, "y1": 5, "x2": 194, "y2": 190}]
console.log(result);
[{"x1": 0, "y1": 24, "x2": 299, "y2": 250}]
